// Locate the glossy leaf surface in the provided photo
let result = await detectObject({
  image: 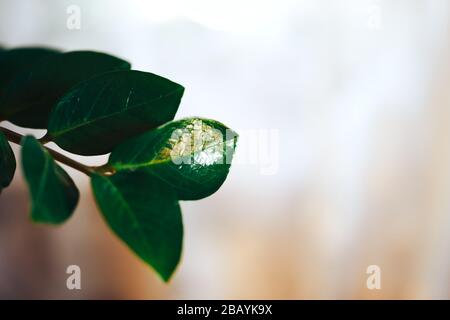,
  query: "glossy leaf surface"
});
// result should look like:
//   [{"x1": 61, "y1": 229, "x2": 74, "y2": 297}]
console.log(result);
[
  {"x1": 48, "y1": 70, "x2": 184, "y2": 155},
  {"x1": 21, "y1": 136, "x2": 79, "y2": 224},
  {"x1": 91, "y1": 170, "x2": 183, "y2": 281},
  {"x1": 2, "y1": 51, "x2": 130, "y2": 128},
  {"x1": 109, "y1": 118, "x2": 238, "y2": 200}
]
